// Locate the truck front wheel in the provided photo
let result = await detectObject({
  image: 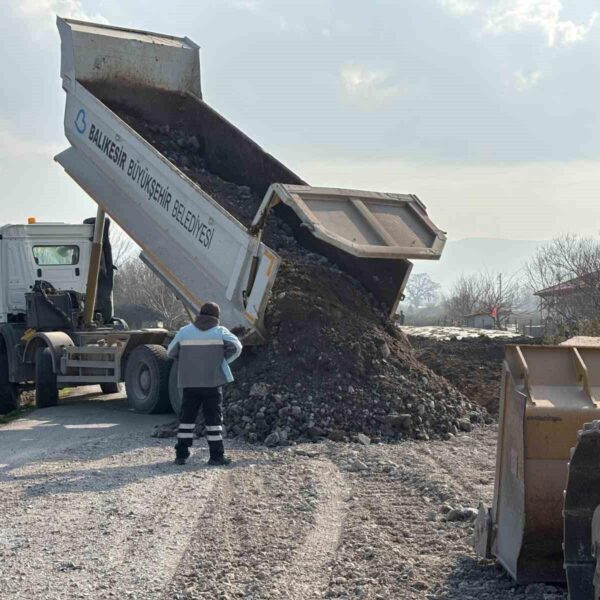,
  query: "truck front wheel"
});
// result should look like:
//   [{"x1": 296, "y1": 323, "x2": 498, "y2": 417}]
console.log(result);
[
  {"x1": 35, "y1": 347, "x2": 58, "y2": 408},
  {"x1": 125, "y1": 345, "x2": 171, "y2": 413},
  {"x1": 0, "y1": 343, "x2": 19, "y2": 414}
]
